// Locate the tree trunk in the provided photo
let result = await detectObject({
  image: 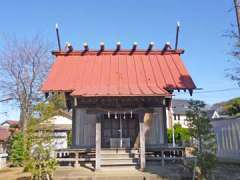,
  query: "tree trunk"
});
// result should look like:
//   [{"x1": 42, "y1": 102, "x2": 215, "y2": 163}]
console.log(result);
[
  {"x1": 19, "y1": 104, "x2": 31, "y2": 132},
  {"x1": 19, "y1": 107, "x2": 26, "y2": 132},
  {"x1": 134, "y1": 113, "x2": 153, "y2": 148}
]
